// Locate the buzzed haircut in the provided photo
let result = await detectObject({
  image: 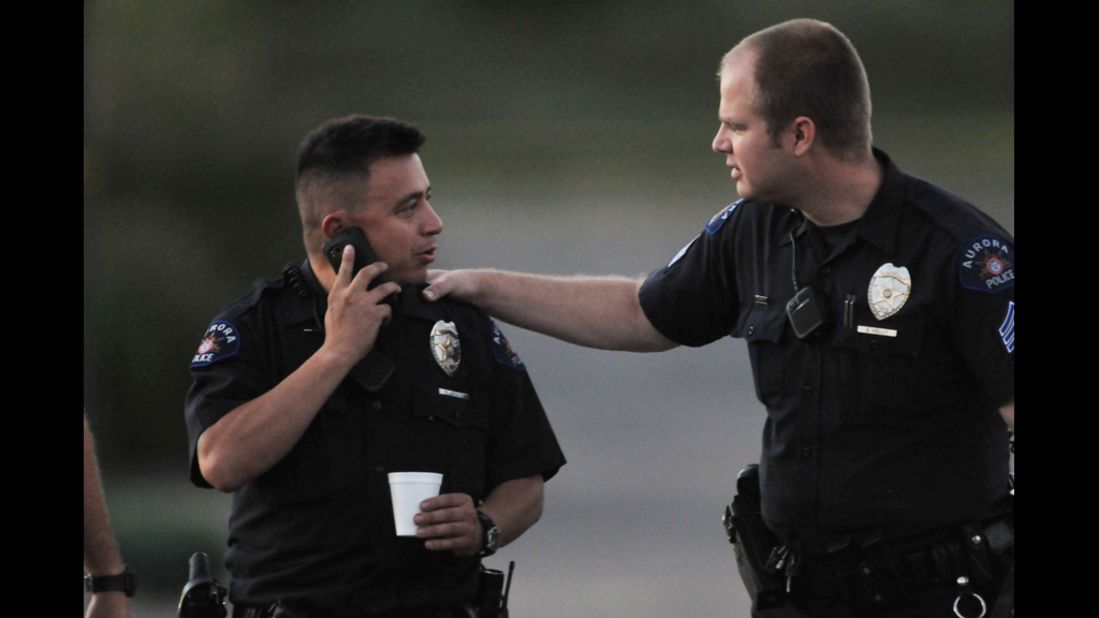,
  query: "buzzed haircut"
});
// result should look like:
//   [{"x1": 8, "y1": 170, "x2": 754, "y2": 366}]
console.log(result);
[
  {"x1": 295, "y1": 114, "x2": 426, "y2": 242},
  {"x1": 725, "y1": 19, "x2": 872, "y2": 160}
]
